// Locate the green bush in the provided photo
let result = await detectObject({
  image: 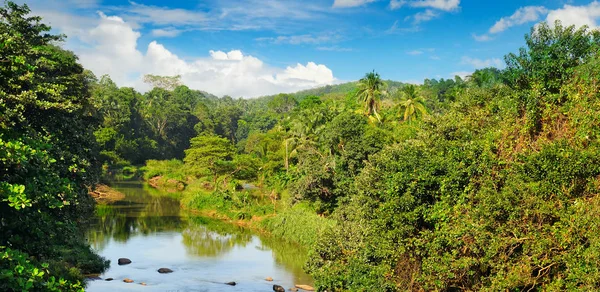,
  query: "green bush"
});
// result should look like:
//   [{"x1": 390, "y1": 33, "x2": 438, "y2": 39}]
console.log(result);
[
  {"x1": 143, "y1": 159, "x2": 186, "y2": 180},
  {"x1": 183, "y1": 188, "x2": 275, "y2": 219},
  {"x1": 0, "y1": 248, "x2": 84, "y2": 292},
  {"x1": 260, "y1": 202, "x2": 335, "y2": 247}
]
